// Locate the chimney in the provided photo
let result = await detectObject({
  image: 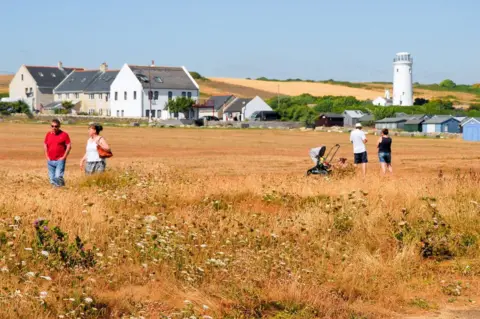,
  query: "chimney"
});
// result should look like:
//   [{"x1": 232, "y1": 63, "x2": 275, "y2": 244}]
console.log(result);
[
  {"x1": 100, "y1": 62, "x2": 108, "y2": 72},
  {"x1": 58, "y1": 61, "x2": 63, "y2": 70},
  {"x1": 151, "y1": 60, "x2": 155, "y2": 67}
]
